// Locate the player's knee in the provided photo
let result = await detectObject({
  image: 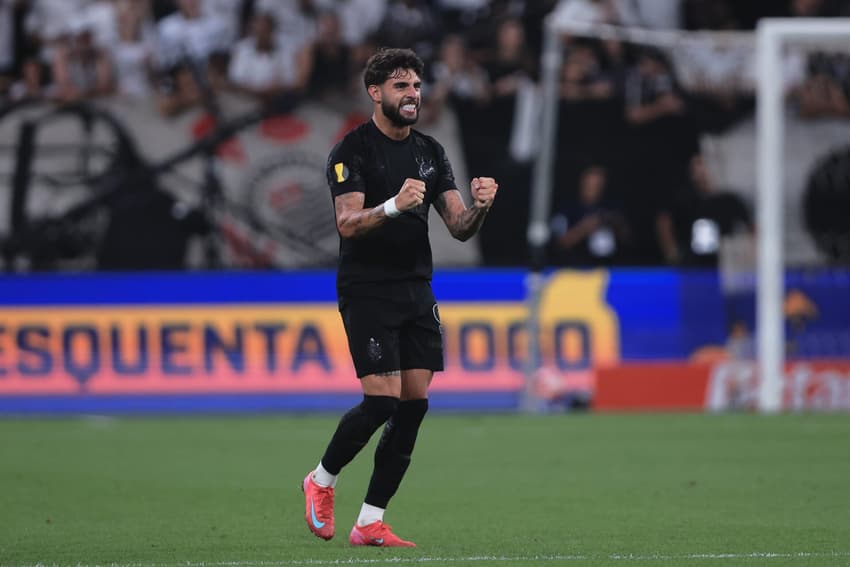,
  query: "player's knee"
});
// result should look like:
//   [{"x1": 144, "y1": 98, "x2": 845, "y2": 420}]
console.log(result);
[
  {"x1": 388, "y1": 399, "x2": 428, "y2": 459},
  {"x1": 362, "y1": 395, "x2": 399, "y2": 426},
  {"x1": 397, "y1": 398, "x2": 428, "y2": 429}
]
